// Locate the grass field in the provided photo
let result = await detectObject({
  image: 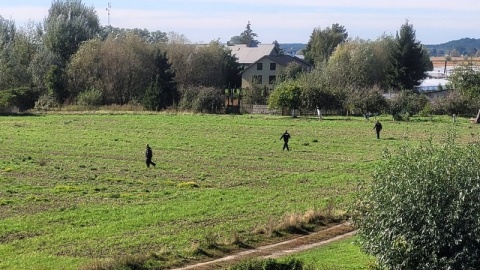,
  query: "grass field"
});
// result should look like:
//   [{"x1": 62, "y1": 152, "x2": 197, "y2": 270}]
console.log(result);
[
  {"x1": 282, "y1": 236, "x2": 374, "y2": 269},
  {"x1": 1, "y1": 112, "x2": 478, "y2": 269}
]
